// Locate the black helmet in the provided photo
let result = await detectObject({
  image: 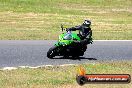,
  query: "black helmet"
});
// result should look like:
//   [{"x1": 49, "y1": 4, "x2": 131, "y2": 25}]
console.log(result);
[{"x1": 83, "y1": 20, "x2": 91, "y2": 27}]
